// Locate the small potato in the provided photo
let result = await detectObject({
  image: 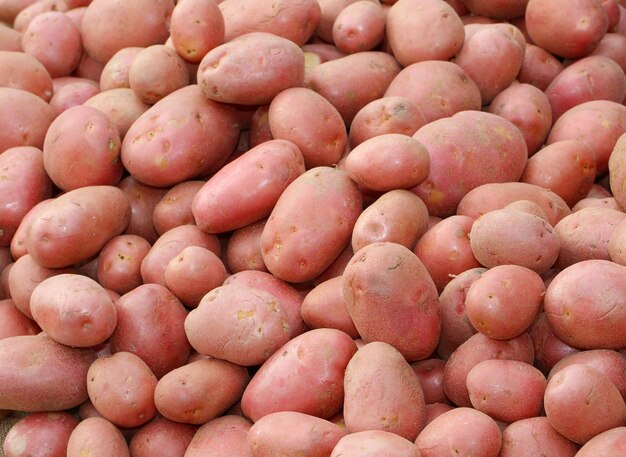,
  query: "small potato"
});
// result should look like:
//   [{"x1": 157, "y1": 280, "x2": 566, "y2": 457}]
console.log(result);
[
  {"x1": 465, "y1": 265, "x2": 545, "y2": 340},
  {"x1": 225, "y1": 219, "x2": 269, "y2": 274},
  {"x1": 574, "y1": 196, "x2": 622, "y2": 211},
  {"x1": 97, "y1": 234, "x2": 152, "y2": 295},
  {"x1": 344, "y1": 134, "x2": 430, "y2": 192},
  {"x1": 414, "y1": 215, "x2": 481, "y2": 292},
  {"x1": 576, "y1": 427, "x2": 626, "y2": 456},
  {"x1": 462, "y1": 0, "x2": 527, "y2": 18},
  {"x1": 528, "y1": 313, "x2": 580, "y2": 374},
  {"x1": 30, "y1": 274, "x2": 117, "y2": 348},
  {"x1": 153, "y1": 180, "x2": 204, "y2": 236},
  {"x1": 517, "y1": 44, "x2": 565, "y2": 91},
  {"x1": 118, "y1": 176, "x2": 167, "y2": 244},
  {"x1": 129, "y1": 417, "x2": 196, "y2": 457},
  {"x1": 248, "y1": 105, "x2": 273, "y2": 148},
  {"x1": 499, "y1": 417, "x2": 578, "y2": 457},
  {"x1": 49, "y1": 79, "x2": 100, "y2": 115},
  {"x1": 610, "y1": 217, "x2": 626, "y2": 265},
  {"x1": 544, "y1": 363, "x2": 626, "y2": 444},
  {"x1": 0, "y1": 51, "x2": 53, "y2": 101},
  {"x1": 99, "y1": 47, "x2": 143, "y2": 91},
  {"x1": 66, "y1": 417, "x2": 130, "y2": 457},
  {"x1": 0, "y1": 23, "x2": 22, "y2": 51},
  {"x1": 415, "y1": 407, "x2": 502, "y2": 457},
  {"x1": 0, "y1": 298, "x2": 40, "y2": 339},
  {"x1": 110, "y1": 283, "x2": 191, "y2": 379},
  {"x1": 12, "y1": 0, "x2": 69, "y2": 33},
  {"x1": 469, "y1": 209, "x2": 560, "y2": 274},
  {"x1": 87, "y1": 351, "x2": 158, "y2": 428},
  {"x1": 590, "y1": 32, "x2": 626, "y2": 72},
  {"x1": 386, "y1": 0, "x2": 464, "y2": 66},
  {"x1": 154, "y1": 358, "x2": 249, "y2": 425},
  {"x1": 503, "y1": 200, "x2": 550, "y2": 220},
  {"x1": 85, "y1": 88, "x2": 150, "y2": 139},
  {"x1": 185, "y1": 415, "x2": 252, "y2": 457},
  {"x1": 301, "y1": 276, "x2": 358, "y2": 337},
  {"x1": 352, "y1": 189, "x2": 429, "y2": 252},
  {"x1": 332, "y1": 430, "x2": 421, "y2": 457},
  {"x1": 43, "y1": 105, "x2": 123, "y2": 191},
  {"x1": 333, "y1": 1, "x2": 385, "y2": 53},
  {"x1": 129, "y1": 45, "x2": 190, "y2": 104},
  {"x1": 316, "y1": 0, "x2": 373, "y2": 43},
  {"x1": 3, "y1": 412, "x2": 78, "y2": 457},
  {"x1": 170, "y1": 0, "x2": 224, "y2": 63},
  {"x1": 411, "y1": 359, "x2": 448, "y2": 405}
]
